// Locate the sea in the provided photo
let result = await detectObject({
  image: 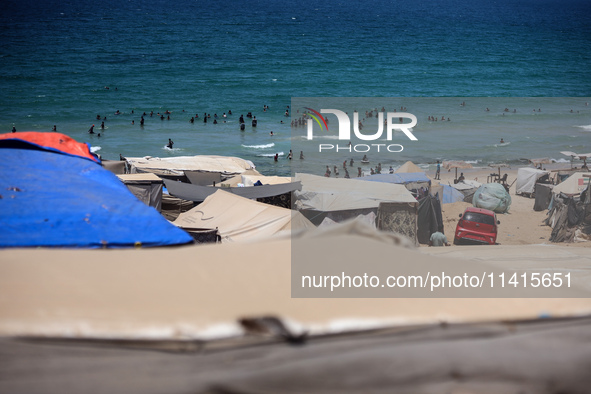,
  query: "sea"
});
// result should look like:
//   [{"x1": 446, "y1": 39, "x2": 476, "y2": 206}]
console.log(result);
[{"x1": 1, "y1": 0, "x2": 591, "y2": 177}]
